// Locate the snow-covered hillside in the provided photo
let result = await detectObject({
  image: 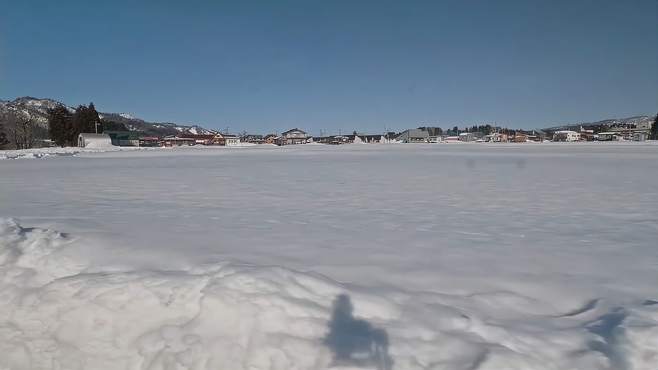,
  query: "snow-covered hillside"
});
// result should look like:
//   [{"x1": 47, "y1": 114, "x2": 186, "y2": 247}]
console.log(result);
[
  {"x1": 544, "y1": 115, "x2": 654, "y2": 132},
  {"x1": 0, "y1": 97, "x2": 216, "y2": 136},
  {"x1": 0, "y1": 143, "x2": 657, "y2": 370}
]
